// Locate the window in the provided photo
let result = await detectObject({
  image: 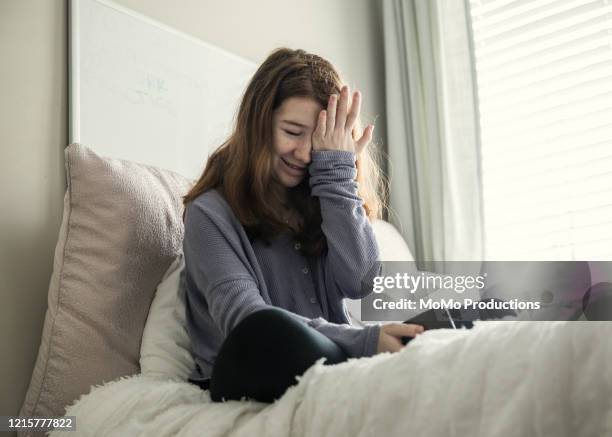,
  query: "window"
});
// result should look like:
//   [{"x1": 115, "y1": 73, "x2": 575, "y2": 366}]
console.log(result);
[{"x1": 467, "y1": 0, "x2": 612, "y2": 260}]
